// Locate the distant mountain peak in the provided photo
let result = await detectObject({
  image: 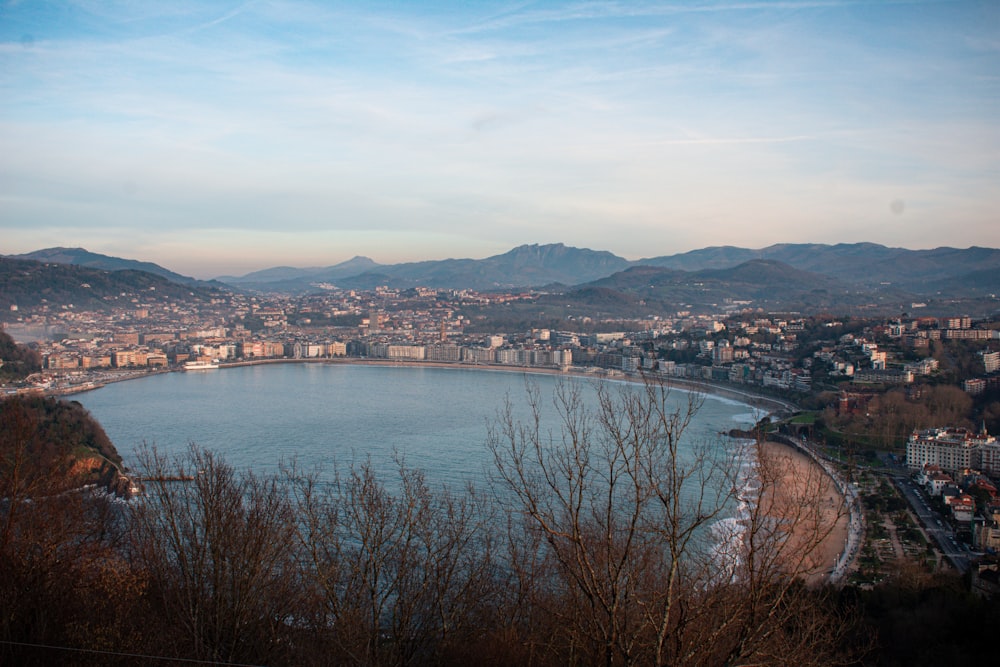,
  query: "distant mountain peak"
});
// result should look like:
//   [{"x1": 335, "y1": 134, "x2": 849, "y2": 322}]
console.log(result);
[
  {"x1": 9, "y1": 247, "x2": 199, "y2": 285},
  {"x1": 11, "y1": 242, "x2": 999, "y2": 300}
]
